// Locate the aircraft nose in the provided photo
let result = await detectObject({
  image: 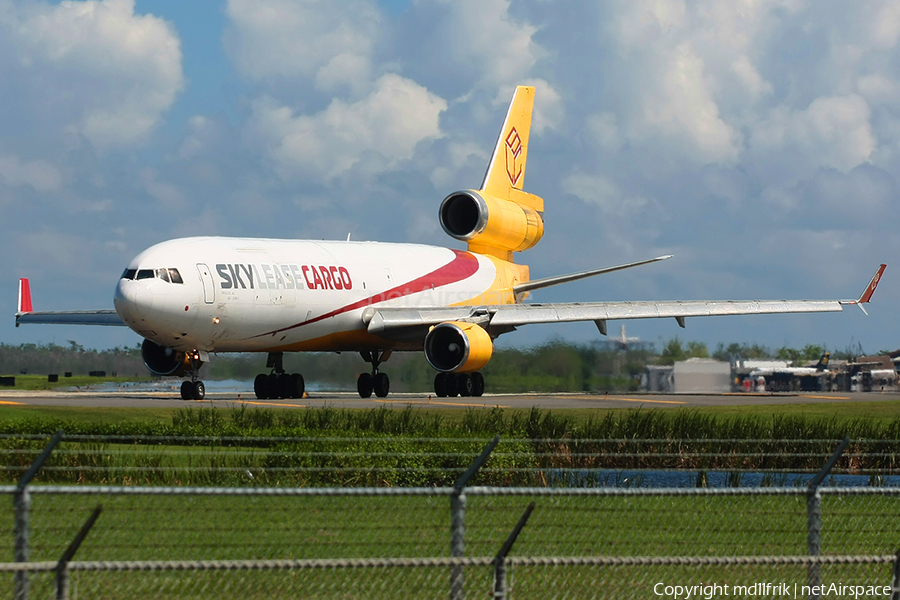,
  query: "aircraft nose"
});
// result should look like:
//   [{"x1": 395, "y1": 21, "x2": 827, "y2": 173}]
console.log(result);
[{"x1": 114, "y1": 279, "x2": 153, "y2": 323}]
